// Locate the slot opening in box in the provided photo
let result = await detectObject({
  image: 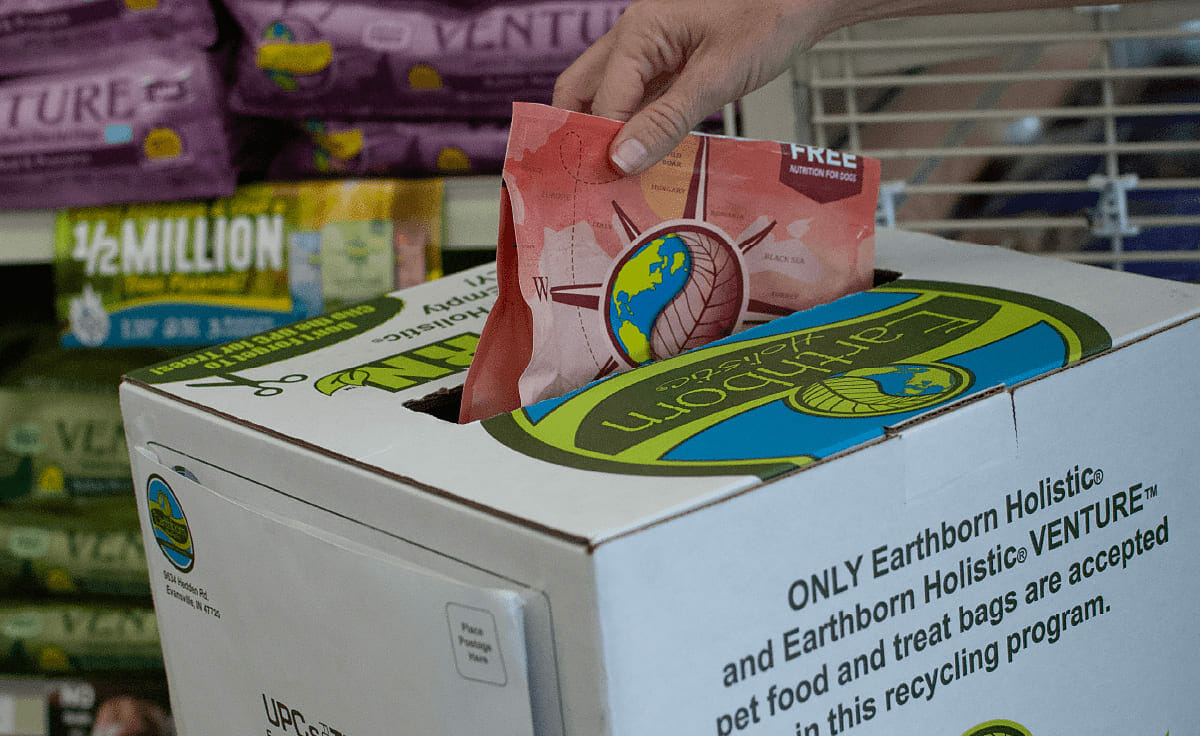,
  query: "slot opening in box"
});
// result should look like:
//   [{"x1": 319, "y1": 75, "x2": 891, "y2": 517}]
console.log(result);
[{"x1": 404, "y1": 385, "x2": 465, "y2": 423}]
